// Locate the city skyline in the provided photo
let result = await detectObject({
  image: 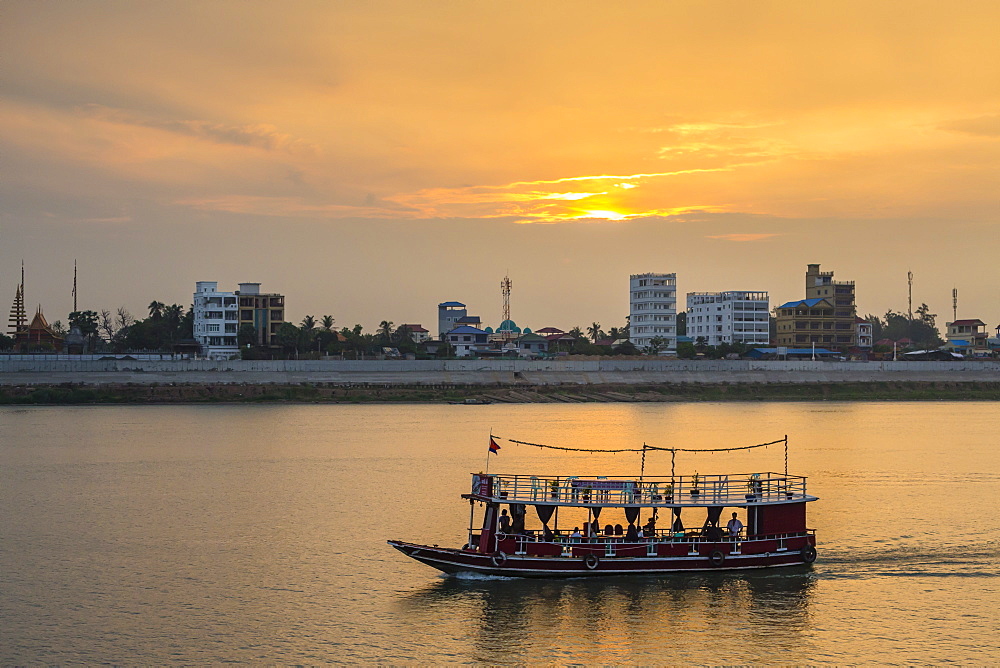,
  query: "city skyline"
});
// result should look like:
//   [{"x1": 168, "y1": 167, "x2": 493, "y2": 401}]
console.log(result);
[{"x1": 2, "y1": 2, "x2": 998, "y2": 331}]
